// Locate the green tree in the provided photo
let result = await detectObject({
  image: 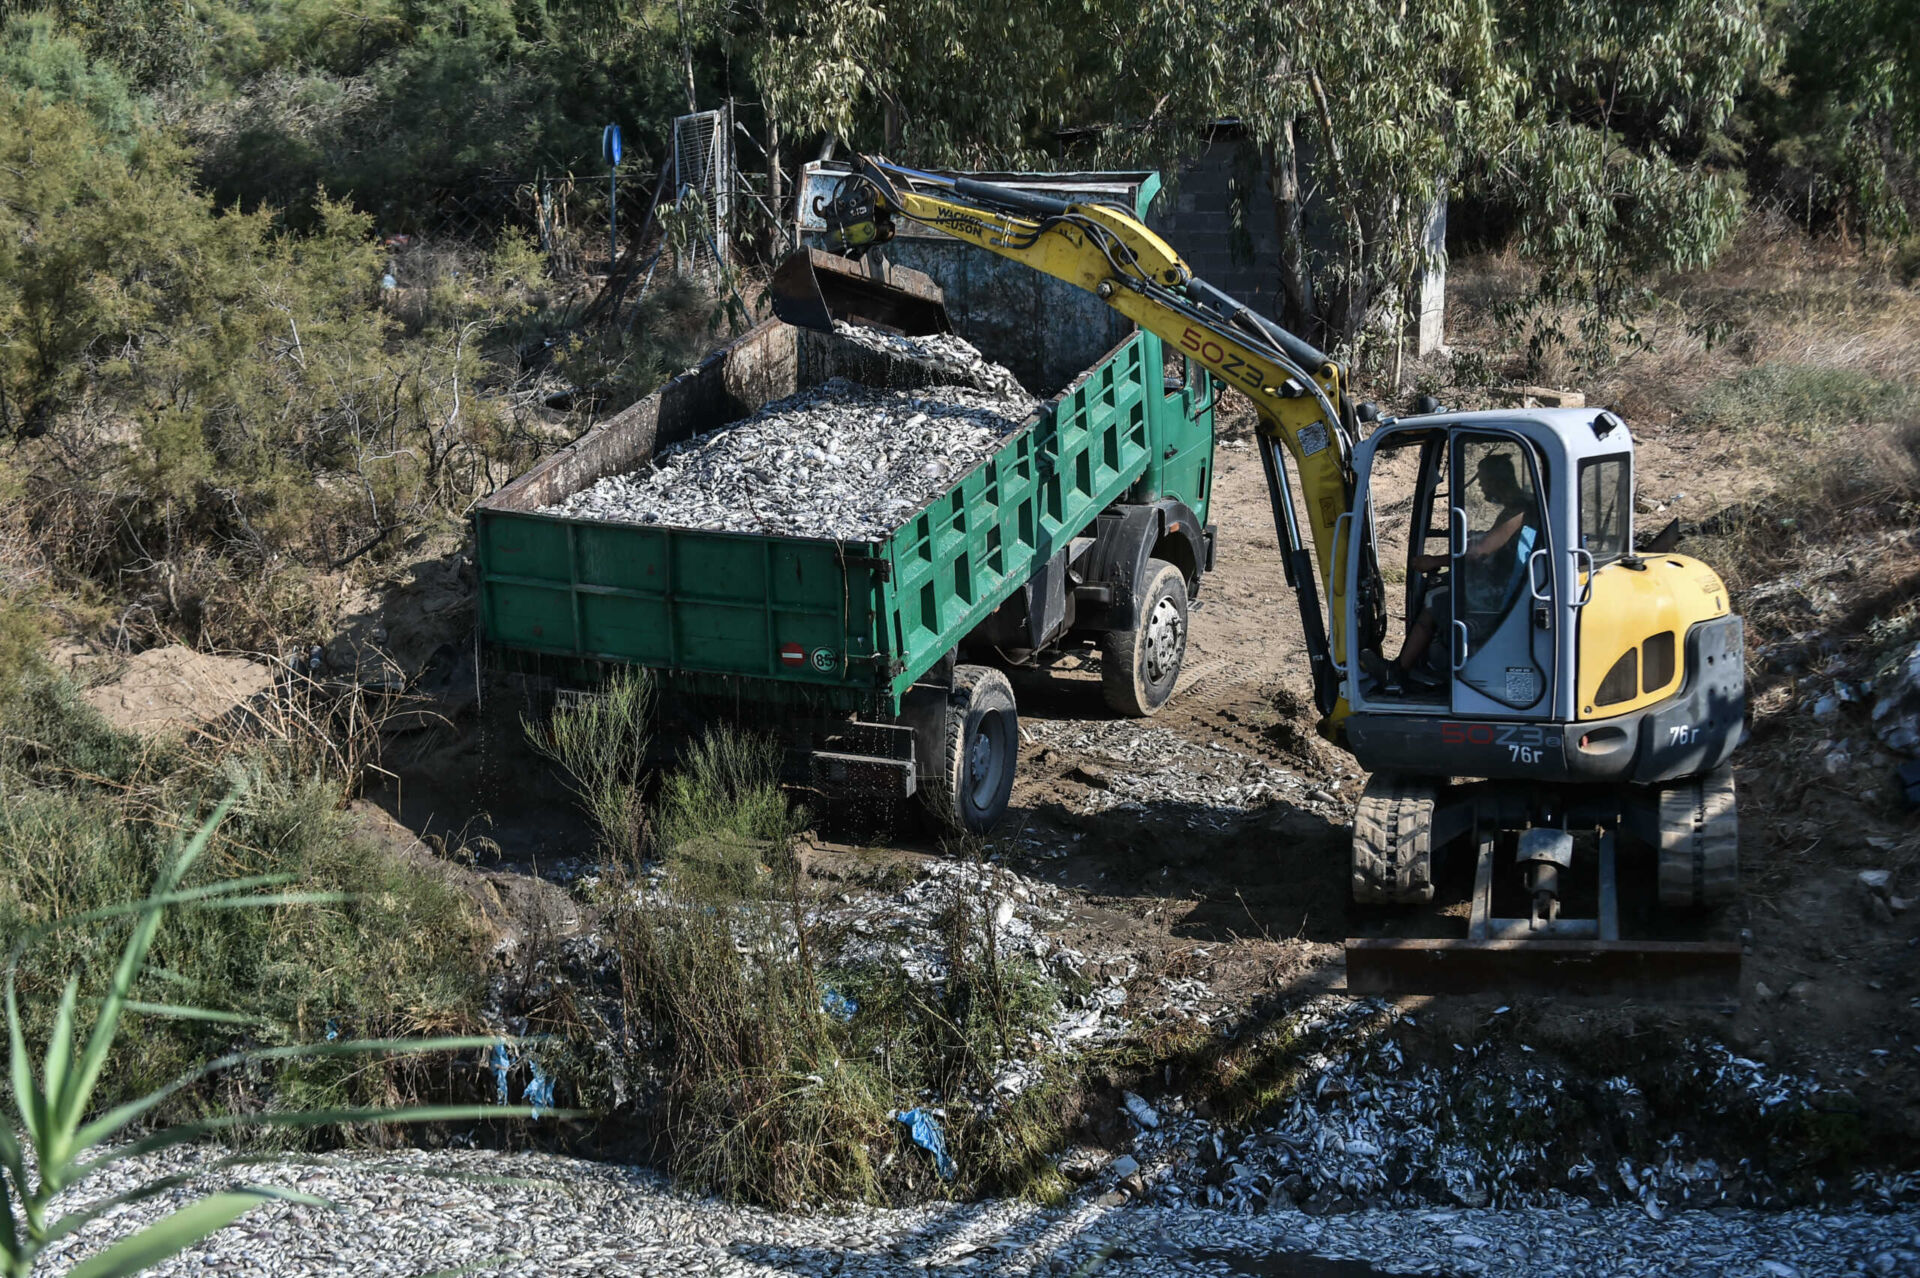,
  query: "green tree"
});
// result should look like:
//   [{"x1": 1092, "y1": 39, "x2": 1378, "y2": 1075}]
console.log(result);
[
  {"x1": 750, "y1": 0, "x2": 1774, "y2": 362},
  {"x1": 1757, "y1": 0, "x2": 1918, "y2": 240},
  {"x1": 0, "y1": 12, "x2": 142, "y2": 143}
]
